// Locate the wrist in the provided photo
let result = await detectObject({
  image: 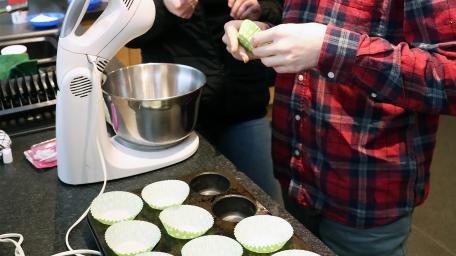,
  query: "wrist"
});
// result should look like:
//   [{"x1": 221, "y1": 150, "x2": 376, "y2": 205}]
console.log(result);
[{"x1": 310, "y1": 23, "x2": 327, "y2": 68}]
